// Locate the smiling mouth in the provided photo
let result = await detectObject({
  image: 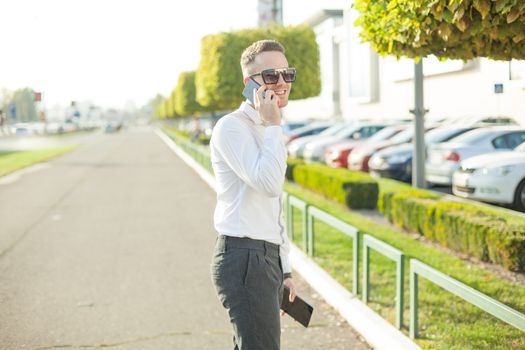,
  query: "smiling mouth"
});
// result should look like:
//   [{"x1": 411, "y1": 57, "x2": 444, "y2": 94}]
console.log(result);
[{"x1": 274, "y1": 90, "x2": 287, "y2": 96}]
